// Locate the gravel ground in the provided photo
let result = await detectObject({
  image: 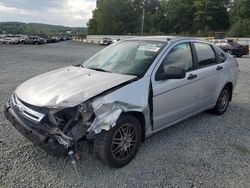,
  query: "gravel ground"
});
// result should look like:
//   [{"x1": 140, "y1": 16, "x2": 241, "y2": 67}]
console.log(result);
[{"x1": 0, "y1": 41, "x2": 250, "y2": 188}]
